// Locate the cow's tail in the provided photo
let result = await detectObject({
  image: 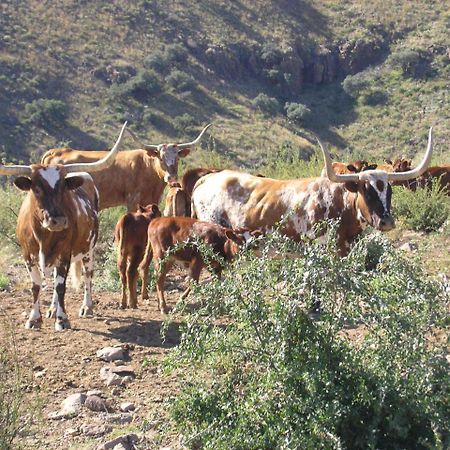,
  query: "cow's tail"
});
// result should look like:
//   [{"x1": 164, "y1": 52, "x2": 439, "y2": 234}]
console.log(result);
[{"x1": 70, "y1": 260, "x2": 83, "y2": 291}]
